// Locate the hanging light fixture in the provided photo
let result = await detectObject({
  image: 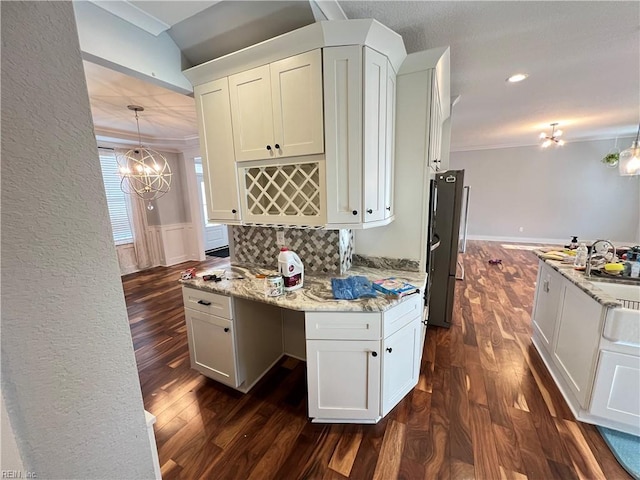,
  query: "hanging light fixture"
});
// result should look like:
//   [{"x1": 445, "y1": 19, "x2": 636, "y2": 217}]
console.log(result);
[
  {"x1": 618, "y1": 123, "x2": 640, "y2": 176},
  {"x1": 117, "y1": 105, "x2": 172, "y2": 210},
  {"x1": 539, "y1": 123, "x2": 565, "y2": 148}
]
